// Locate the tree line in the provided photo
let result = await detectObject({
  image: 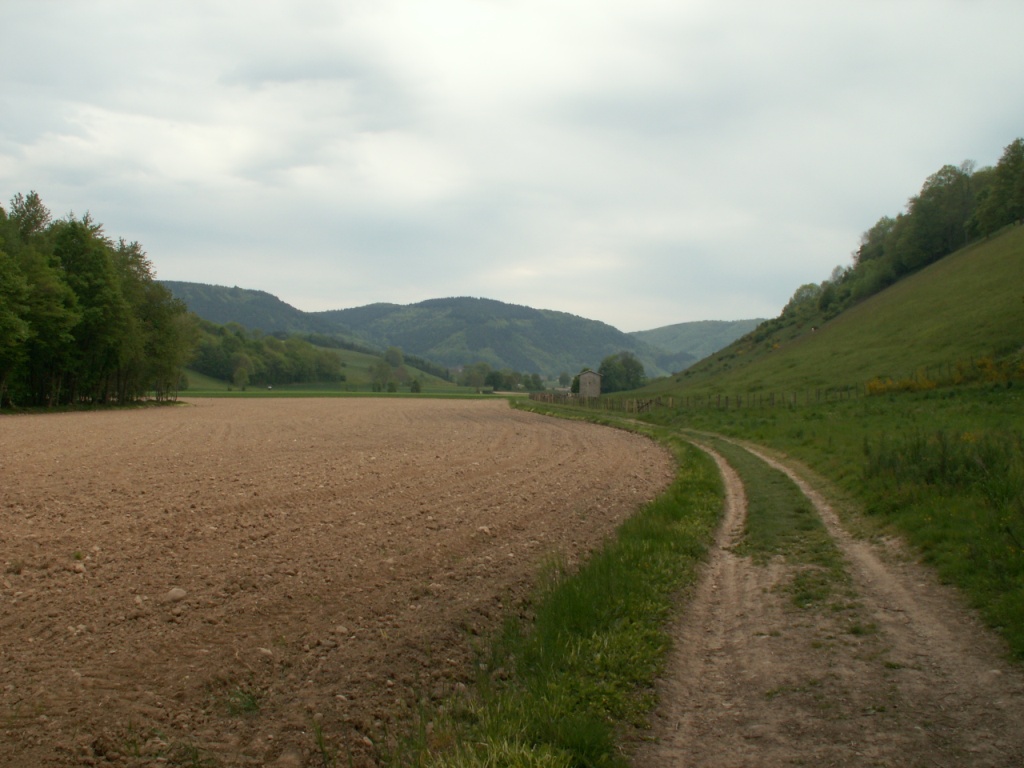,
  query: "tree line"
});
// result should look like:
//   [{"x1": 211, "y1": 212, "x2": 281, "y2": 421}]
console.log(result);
[
  {"x1": 457, "y1": 362, "x2": 546, "y2": 392},
  {"x1": 0, "y1": 192, "x2": 197, "y2": 407},
  {"x1": 189, "y1": 320, "x2": 346, "y2": 389},
  {"x1": 1, "y1": 192, "x2": 459, "y2": 403},
  {"x1": 812, "y1": 137, "x2": 1024, "y2": 319},
  {"x1": 570, "y1": 351, "x2": 648, "y2": 394},
  {"x1": 748, "y1": 137, "x2": 1024, "y2": 344}
]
